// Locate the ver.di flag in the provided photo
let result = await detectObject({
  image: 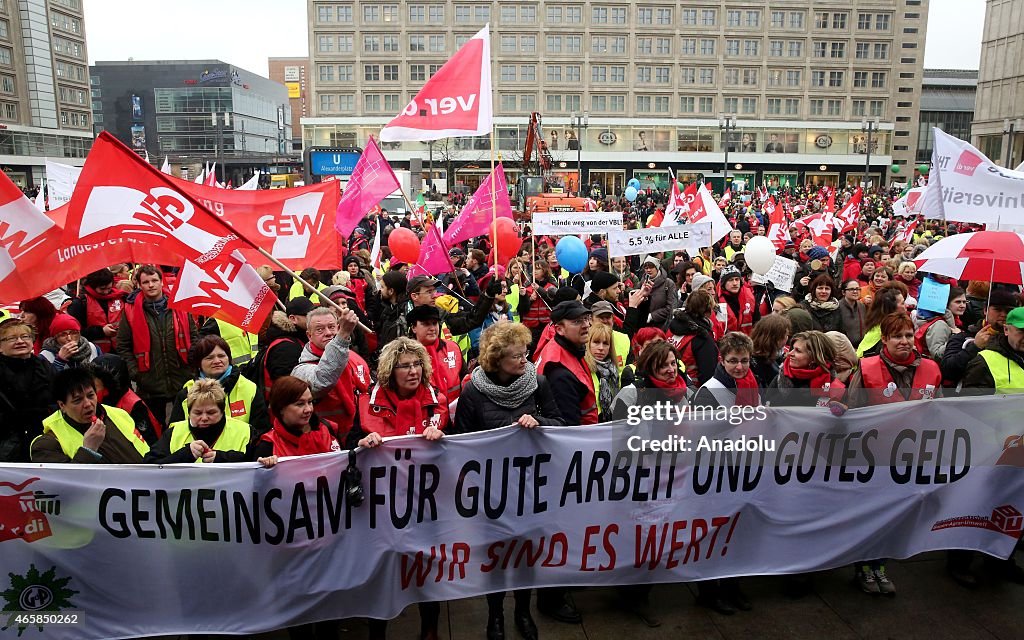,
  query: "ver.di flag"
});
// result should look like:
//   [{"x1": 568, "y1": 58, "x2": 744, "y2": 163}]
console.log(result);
[
  {"x1": 442, "y1": 163, "x2": 514, "y2": 245},
  {"x1": 379, "y1": 25, "x2": 492, "y2": 142},
  {"x1": 833, "y1": 188, "x2": 862, "y2": 233},
  {"x1": 0, "y1": 170, "x2": 60, "y2": 302},
  {"x1": 63, "y1": 131, "x2": 274, "y2": 331},
  {"x1": 335, "y1": 136, "x2": 402, "y2": 237}
]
